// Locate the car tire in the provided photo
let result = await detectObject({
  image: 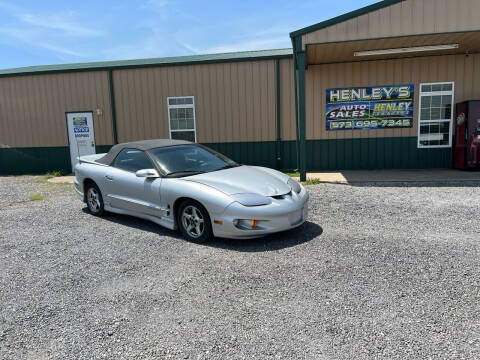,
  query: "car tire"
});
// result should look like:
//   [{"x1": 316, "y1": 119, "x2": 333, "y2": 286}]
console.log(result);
[
  {"x1": 177, "y1": 199, "x2": 213, "y2": 243},
  {"x1": 85, "y1": 182, "x2": 104, "y2": 216}
]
